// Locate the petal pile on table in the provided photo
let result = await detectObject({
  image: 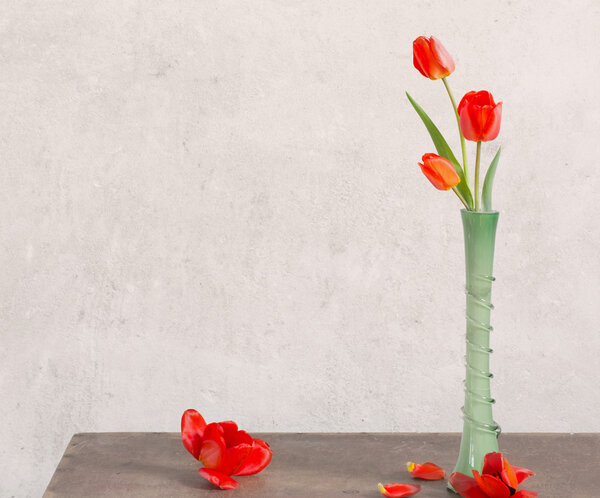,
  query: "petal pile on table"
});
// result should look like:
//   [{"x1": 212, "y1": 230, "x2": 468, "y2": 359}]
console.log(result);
[
  {"x1": 378, "y1": 452, "x2": 536, "y2": 497},
  {"x1": 181, "y1": 409, "x2": 273, "y2": 490}
]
